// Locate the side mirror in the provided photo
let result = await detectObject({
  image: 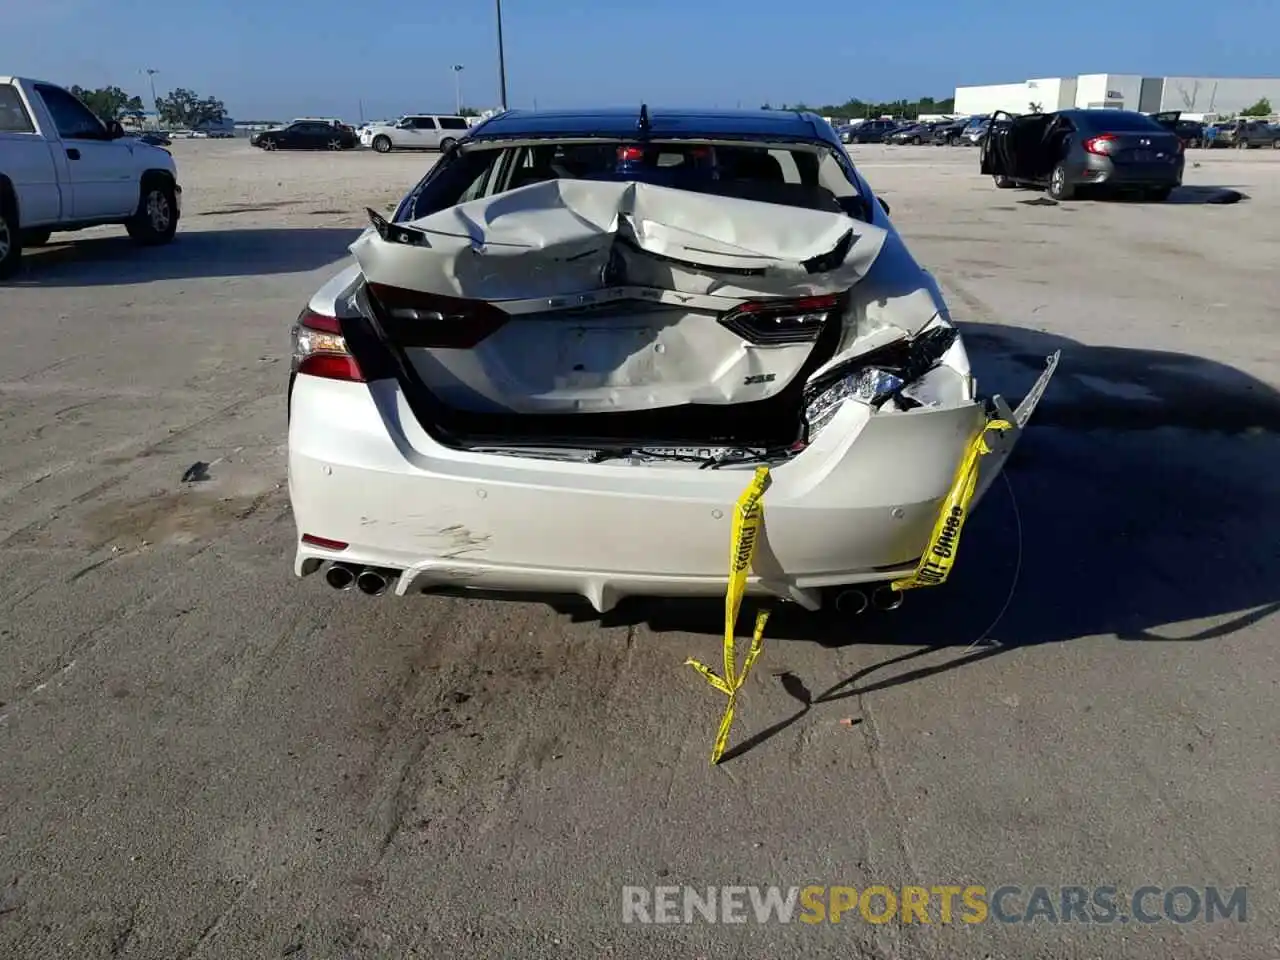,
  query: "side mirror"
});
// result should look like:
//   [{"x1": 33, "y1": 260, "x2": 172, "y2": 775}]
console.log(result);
[
  {"x1": 878, "y1": 196, "x2": 891, "y2": 217},
  {"x1": 105, "y1": 119, "x2": 125, "y2": 139}
]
